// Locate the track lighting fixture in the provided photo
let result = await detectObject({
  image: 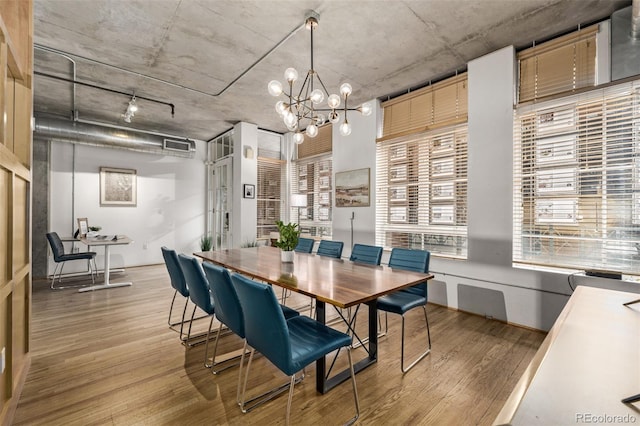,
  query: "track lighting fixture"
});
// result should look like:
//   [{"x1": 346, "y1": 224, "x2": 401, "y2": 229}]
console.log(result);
[{"x1": 123, "y1": 96, "x2": 138, "y2": 123}]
